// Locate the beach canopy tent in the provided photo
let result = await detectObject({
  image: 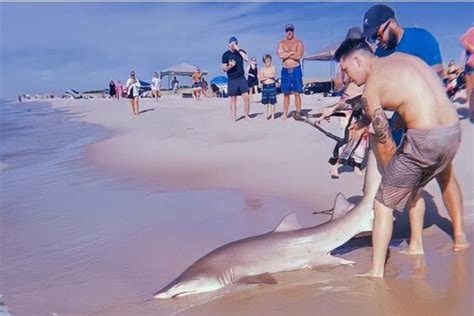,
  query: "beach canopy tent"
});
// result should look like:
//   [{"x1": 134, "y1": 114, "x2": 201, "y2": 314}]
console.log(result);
[
  {"x1": 210, "y1": 76, "x2": 228, "y2": 87},
  {"x1": 304, "y1": 42, "x2": 341, "y2": 62},
  {"x1": 160, "y1": 63, "x2": 208, "y2": 89},
  {"x1": 210, "y1": 76, "x2": 228, "y2": 96},
  {"x1": 303, "y1": 41, "x2": 341, "y2": 80},
  {"x1": 303, "y1": 27, "x2": 362, "y2": 80}
]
